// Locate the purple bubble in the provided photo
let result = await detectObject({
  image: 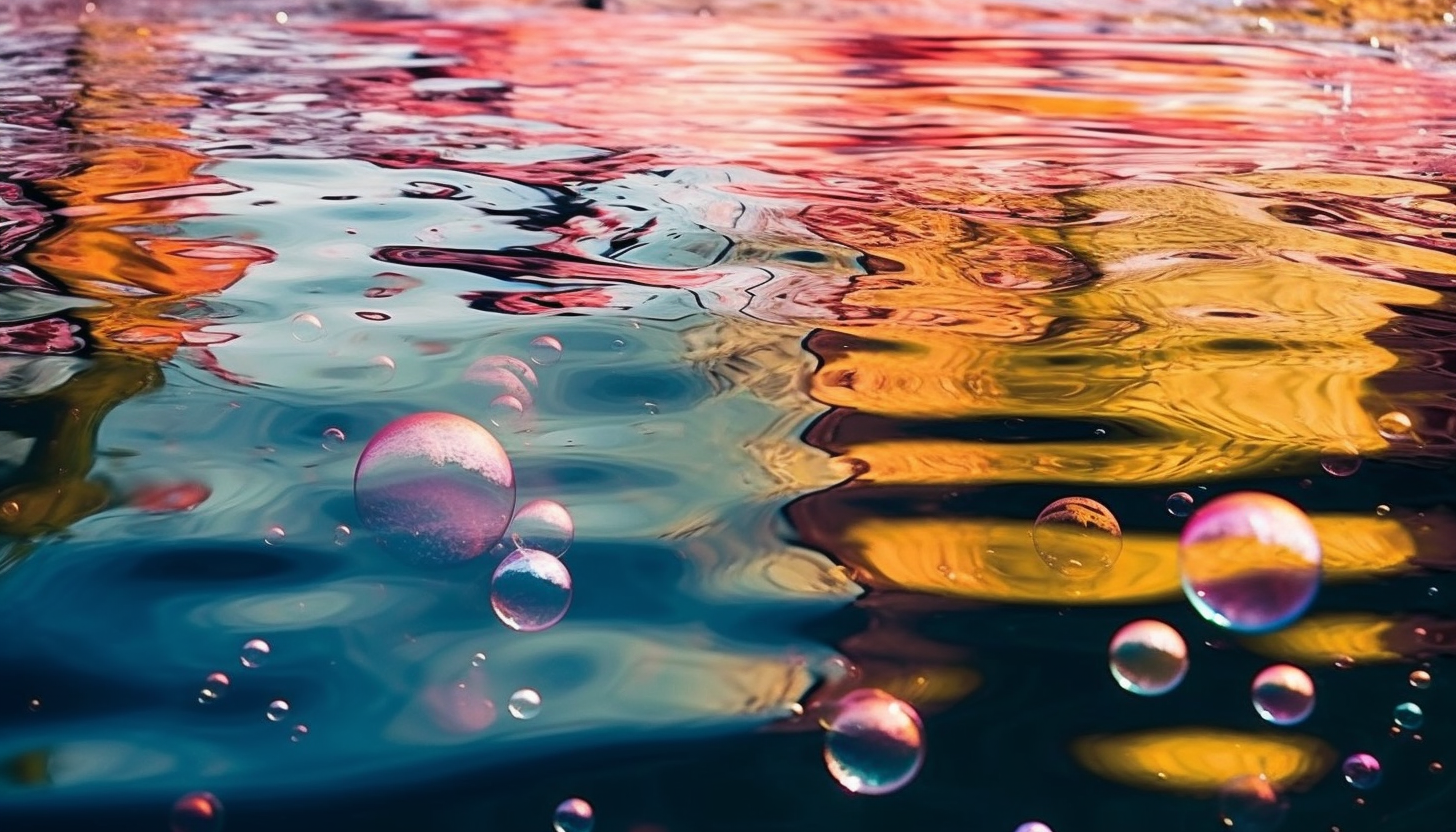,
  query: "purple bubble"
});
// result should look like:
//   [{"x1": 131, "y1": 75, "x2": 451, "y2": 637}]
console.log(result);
[
  {"x1": 1251, "y1": 664, "x2": 1315, "y2": 726},
  {"x1": 1343, "y1": 752, "x2": 1381, "y2": 789}
]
